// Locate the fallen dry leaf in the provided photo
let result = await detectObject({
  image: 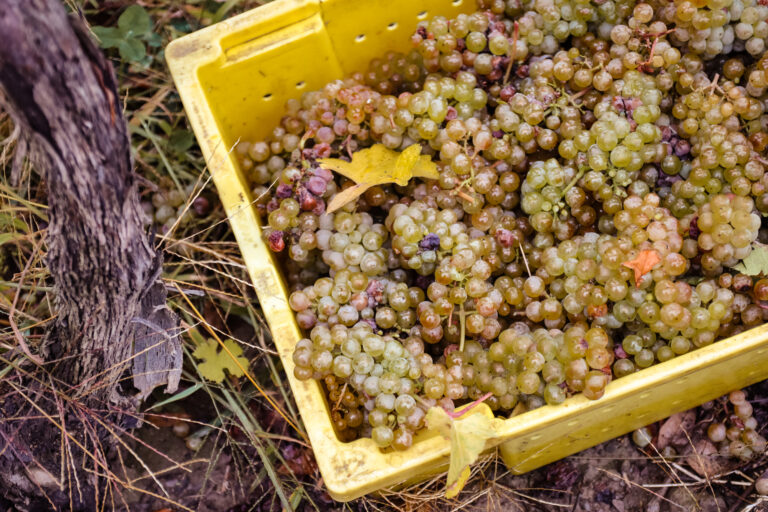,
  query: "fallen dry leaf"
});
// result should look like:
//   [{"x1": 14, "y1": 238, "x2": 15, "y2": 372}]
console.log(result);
[
  {"x1": 319, "y1": 143, "x2": 438, "y2": 213},
  {"x1": 622, "y1": 249, "x2": 662, "y2": 287},
  {"x1": 686, "y1": 439, "x2": 723, "y2": 478},
  {"x1": 656, "y1": 410, "x2": 696, "y2": 450}
]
